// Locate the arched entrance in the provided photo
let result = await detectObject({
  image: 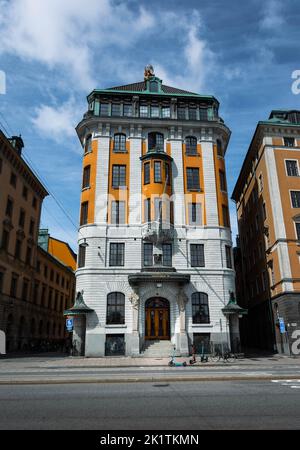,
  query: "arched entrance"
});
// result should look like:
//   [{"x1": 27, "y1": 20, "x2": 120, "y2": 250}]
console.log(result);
[{"x1": 145, "y1": 297, "x2": 170, "y2": 340}]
